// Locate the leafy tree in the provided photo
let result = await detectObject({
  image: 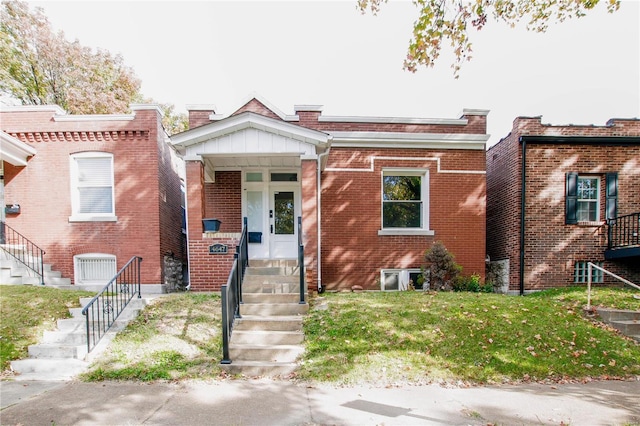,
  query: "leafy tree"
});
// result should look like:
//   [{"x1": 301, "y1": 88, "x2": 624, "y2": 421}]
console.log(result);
[
  {"x1": 358, "y1": 0, "x2": 620, "y2": 76},
  {"x1": 0, "y1": 1, "x2": 187, "y2": 135}
]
